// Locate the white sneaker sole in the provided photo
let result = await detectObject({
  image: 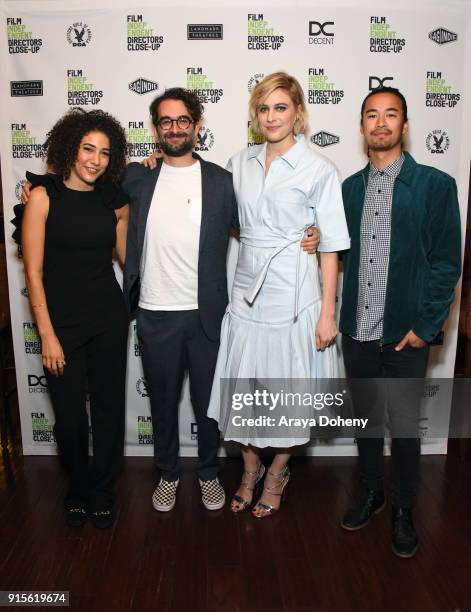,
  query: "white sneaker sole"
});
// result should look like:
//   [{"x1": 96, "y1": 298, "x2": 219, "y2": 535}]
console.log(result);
[{"x1": 152, "y1": 479, "x2": 179, "y2": 512}]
